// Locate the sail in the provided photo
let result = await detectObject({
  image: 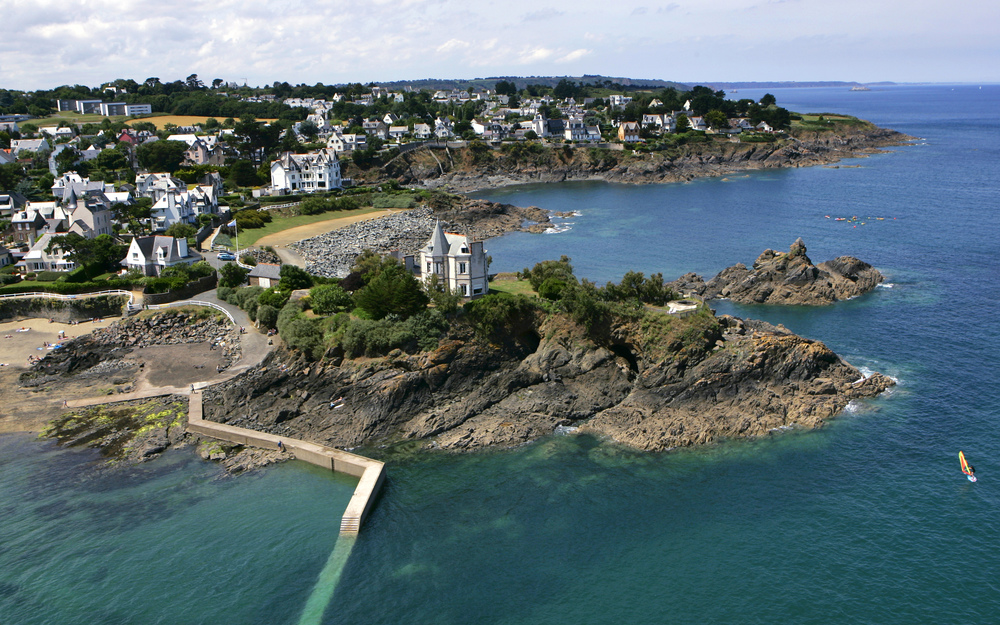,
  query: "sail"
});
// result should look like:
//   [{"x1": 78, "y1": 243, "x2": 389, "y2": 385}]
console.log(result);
[{"x1": 959, "y1": 451, "x2": 973, "y2": 475}]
